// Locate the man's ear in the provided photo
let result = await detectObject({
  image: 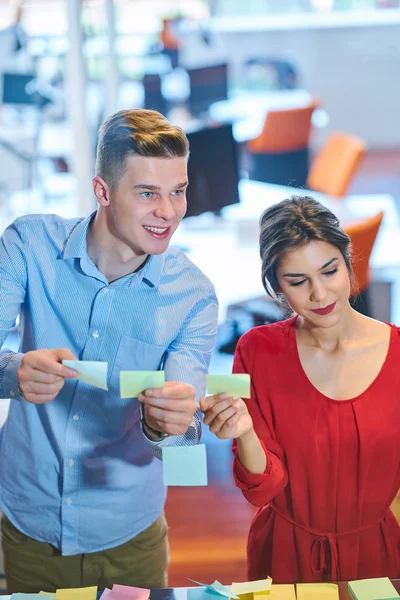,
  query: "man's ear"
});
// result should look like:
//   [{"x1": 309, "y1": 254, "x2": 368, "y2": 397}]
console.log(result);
[{"x1": 93, "y1": 176, "x2": 111, "y2": 206}]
